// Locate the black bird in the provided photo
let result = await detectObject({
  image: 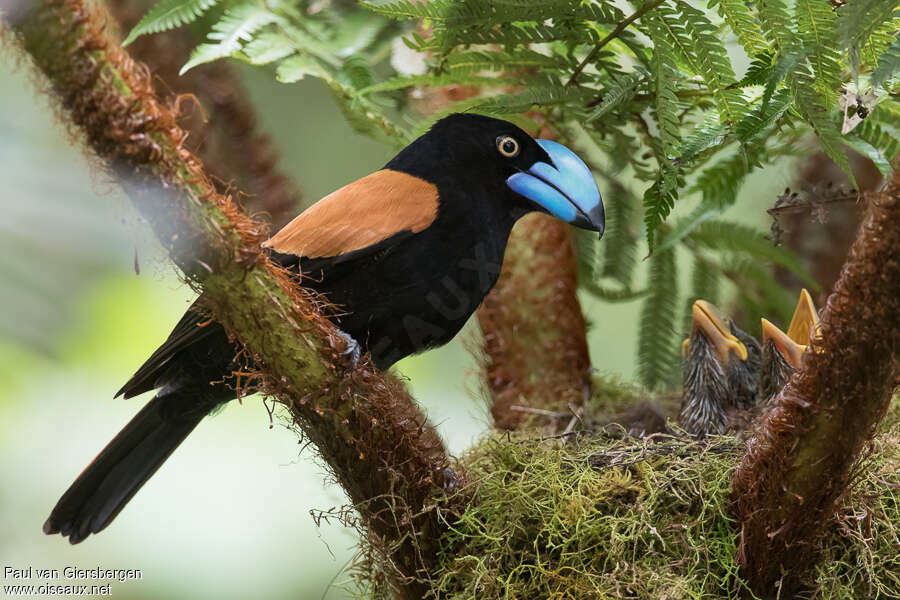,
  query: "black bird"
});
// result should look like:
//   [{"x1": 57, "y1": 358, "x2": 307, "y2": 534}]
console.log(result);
[
  {"x1": 759, "y1": 289, "x2": 819, "y2": 406},
  {"x1": 44, "y1": 114, "x2": 605, "y2": 543},
  {"x1": 678, "y1": 300, "x2": 762, "y2": 436}
]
